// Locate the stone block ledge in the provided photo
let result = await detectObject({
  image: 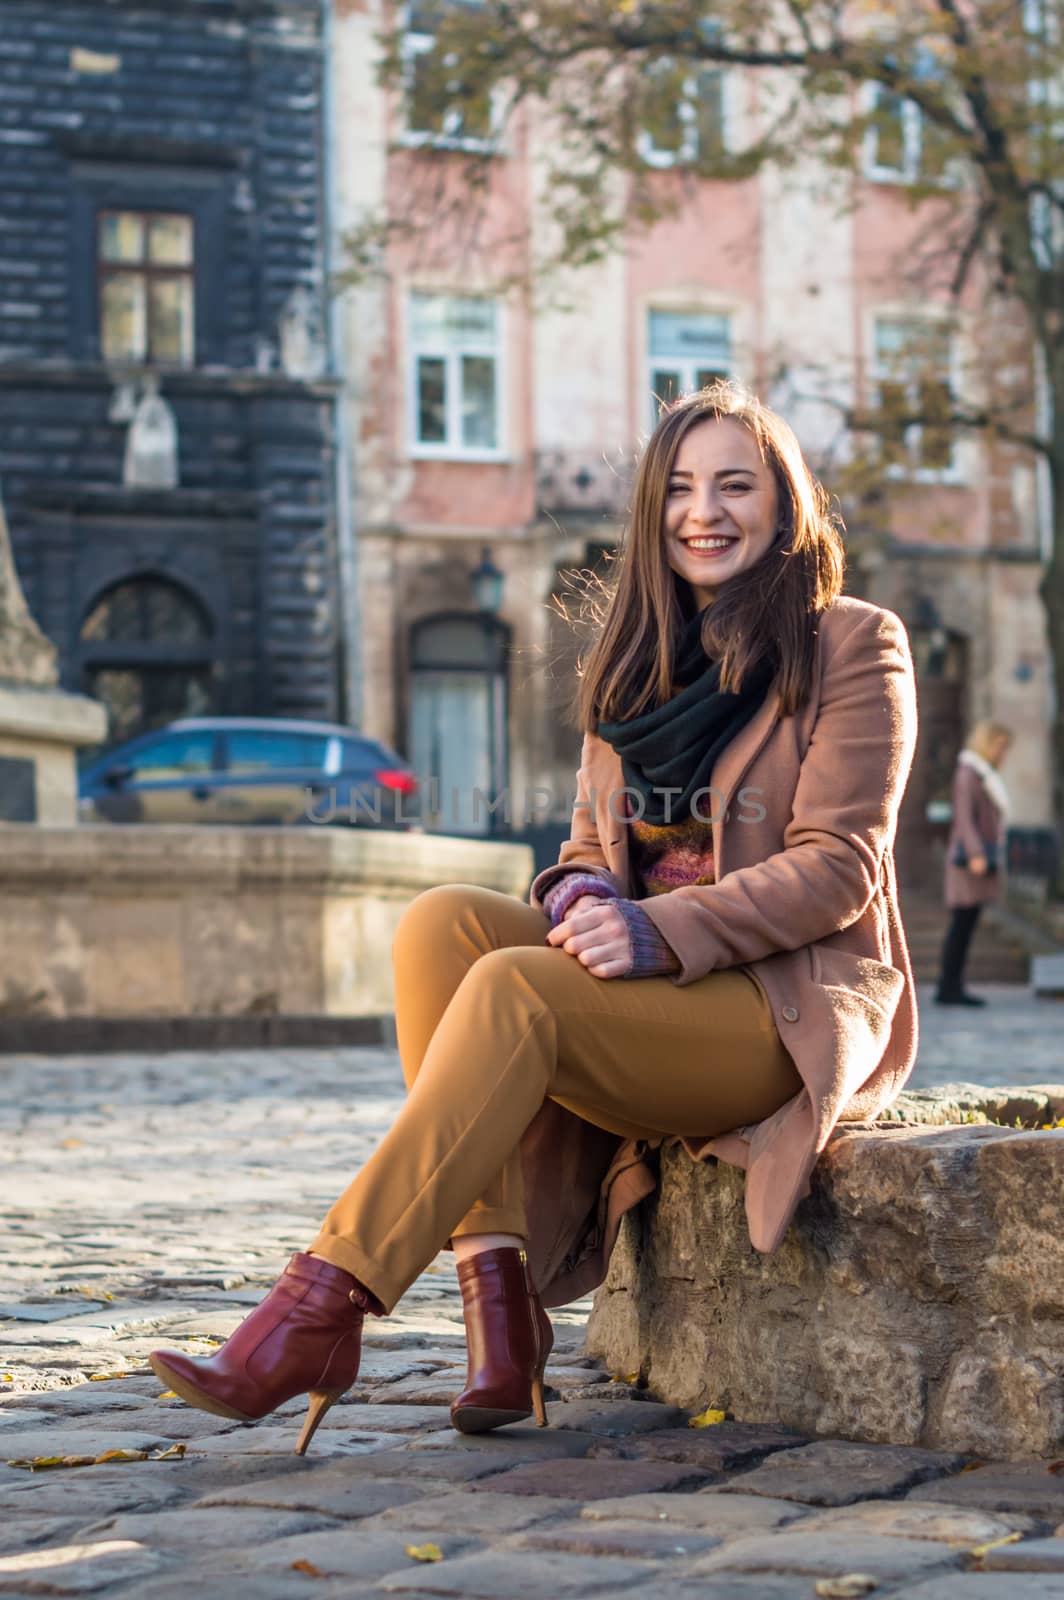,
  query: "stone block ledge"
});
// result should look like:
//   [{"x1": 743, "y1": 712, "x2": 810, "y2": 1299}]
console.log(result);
[
  {"x1": 0, "y1": 822, "x2": 532, "y2": 895},
  {"x1": 586, "y1": 1084, "x2": 1064, "y2": 1461},
  {"x1": 0, "y1": 681, "x2": 107, "y2": 746},
  {"x1": 0, "y1": 825, "x2": 533, "y2": 1018}
]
